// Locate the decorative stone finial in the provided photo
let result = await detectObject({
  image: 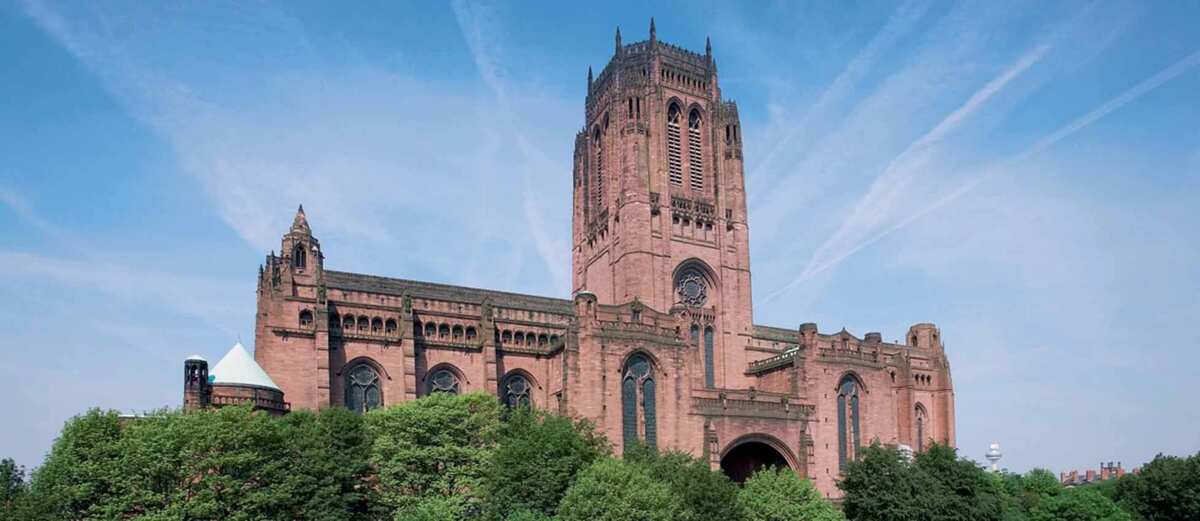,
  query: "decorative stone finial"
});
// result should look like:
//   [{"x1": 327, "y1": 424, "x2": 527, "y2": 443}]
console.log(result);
[
  {"x1": 587, "y1": 66, "x2": 593, "y2": 96},
  {"x1": 649, "y1": 17, "x2": 656, "y2": 43},
  {"x1": 615, "y1": 26, "x2": 622, "y2": 56},
  {"x1": 291, "y1": 204, "x2": 310, "y2": 234}
]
